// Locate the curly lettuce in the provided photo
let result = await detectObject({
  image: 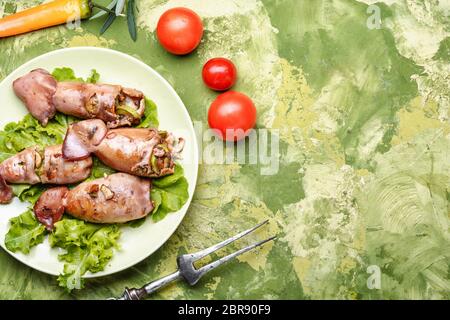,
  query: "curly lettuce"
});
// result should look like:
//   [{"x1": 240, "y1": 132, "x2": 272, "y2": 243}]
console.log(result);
[
  {"x1": 0, "y1": 113, "x2": 72, "y2": 163},
  {"x1": 50, "y1": 218, "x2": 121, "y2": 291},
  {"x1": 52, "y1": 67, "x2": 99, "y2": 83},
  {"x1": 4, "y1": 210, "x2": 46, "y2": 254}
]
